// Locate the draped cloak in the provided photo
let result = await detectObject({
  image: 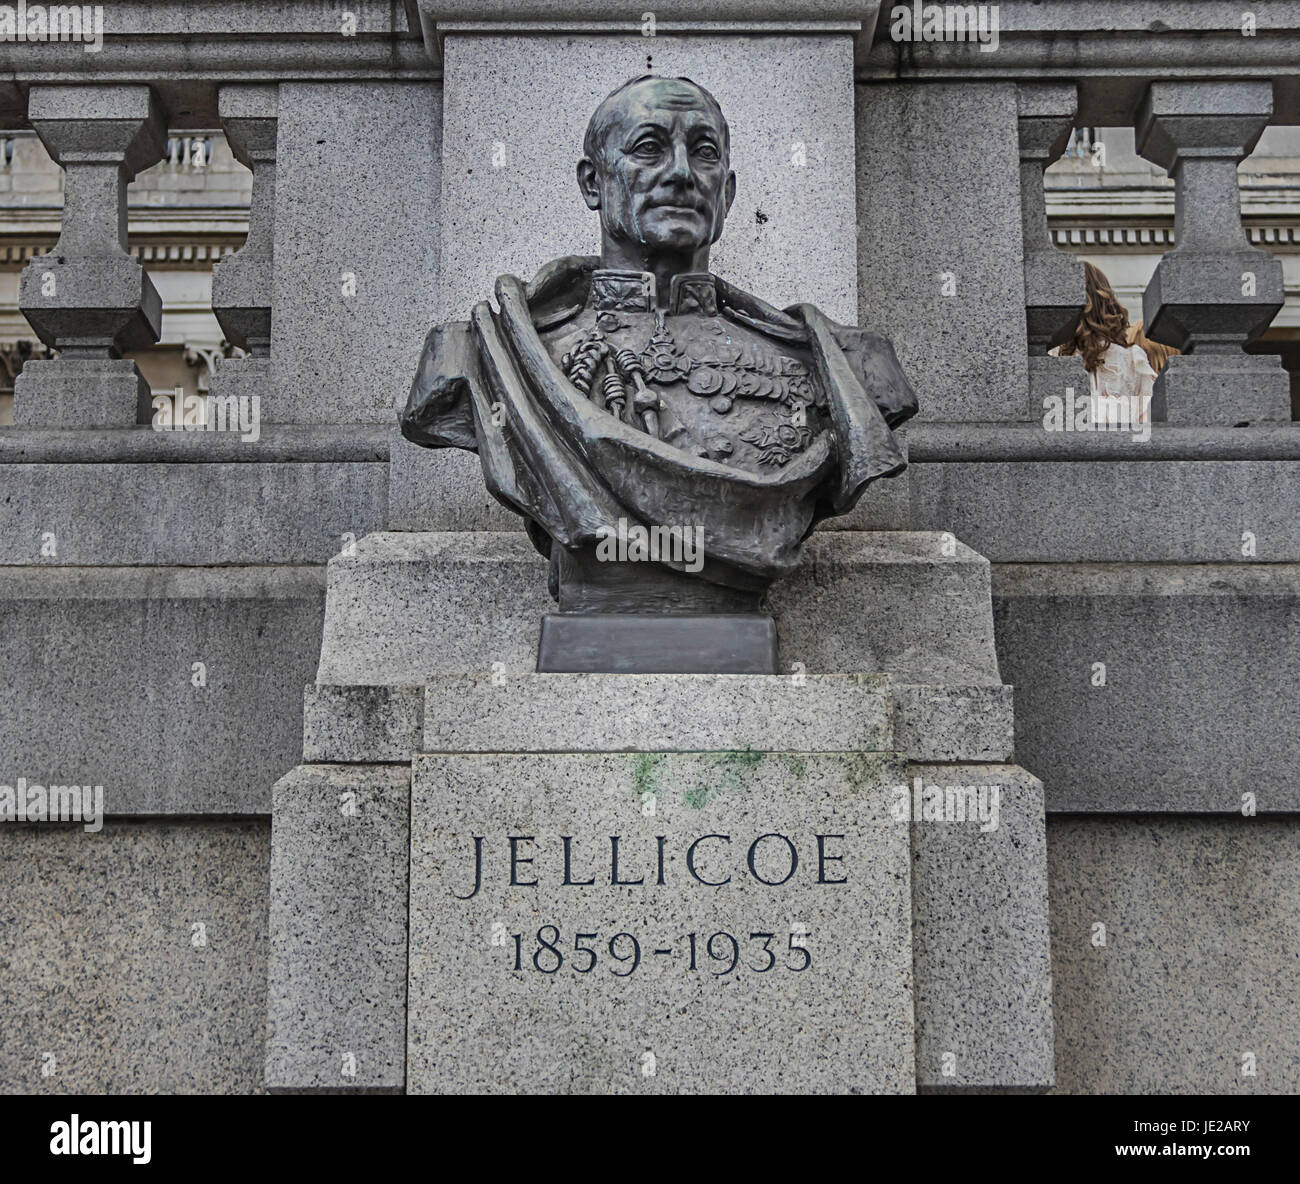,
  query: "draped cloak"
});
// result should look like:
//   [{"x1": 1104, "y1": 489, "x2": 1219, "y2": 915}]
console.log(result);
[{"x1": 400, "y1": 256, "x2": 917, "y2": 591}]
